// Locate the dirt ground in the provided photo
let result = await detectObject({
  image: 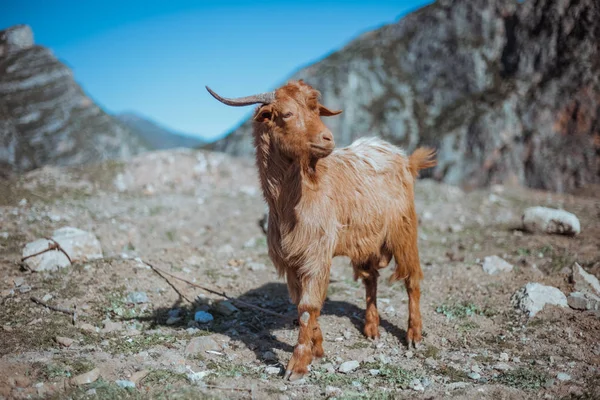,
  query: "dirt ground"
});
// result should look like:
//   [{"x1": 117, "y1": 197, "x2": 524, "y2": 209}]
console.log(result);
[{"x1": 1, "y1": 148, "x2": 599, "y2": 400}]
